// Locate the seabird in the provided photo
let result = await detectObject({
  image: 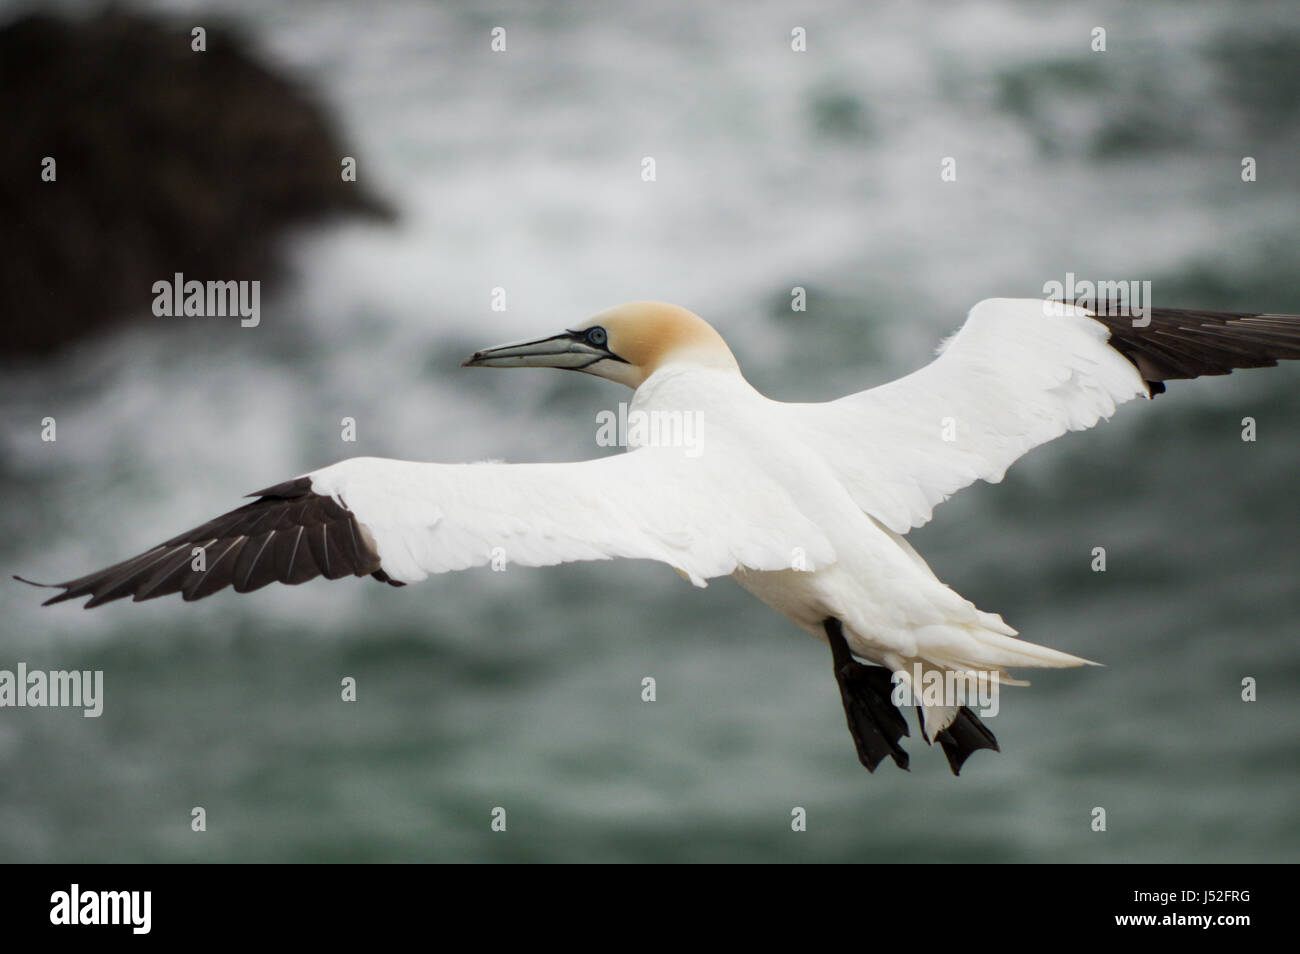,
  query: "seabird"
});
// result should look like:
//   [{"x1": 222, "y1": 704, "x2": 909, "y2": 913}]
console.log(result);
[{"x1": 20, "y1": 299, "x2": 1300, "y2": 773}]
